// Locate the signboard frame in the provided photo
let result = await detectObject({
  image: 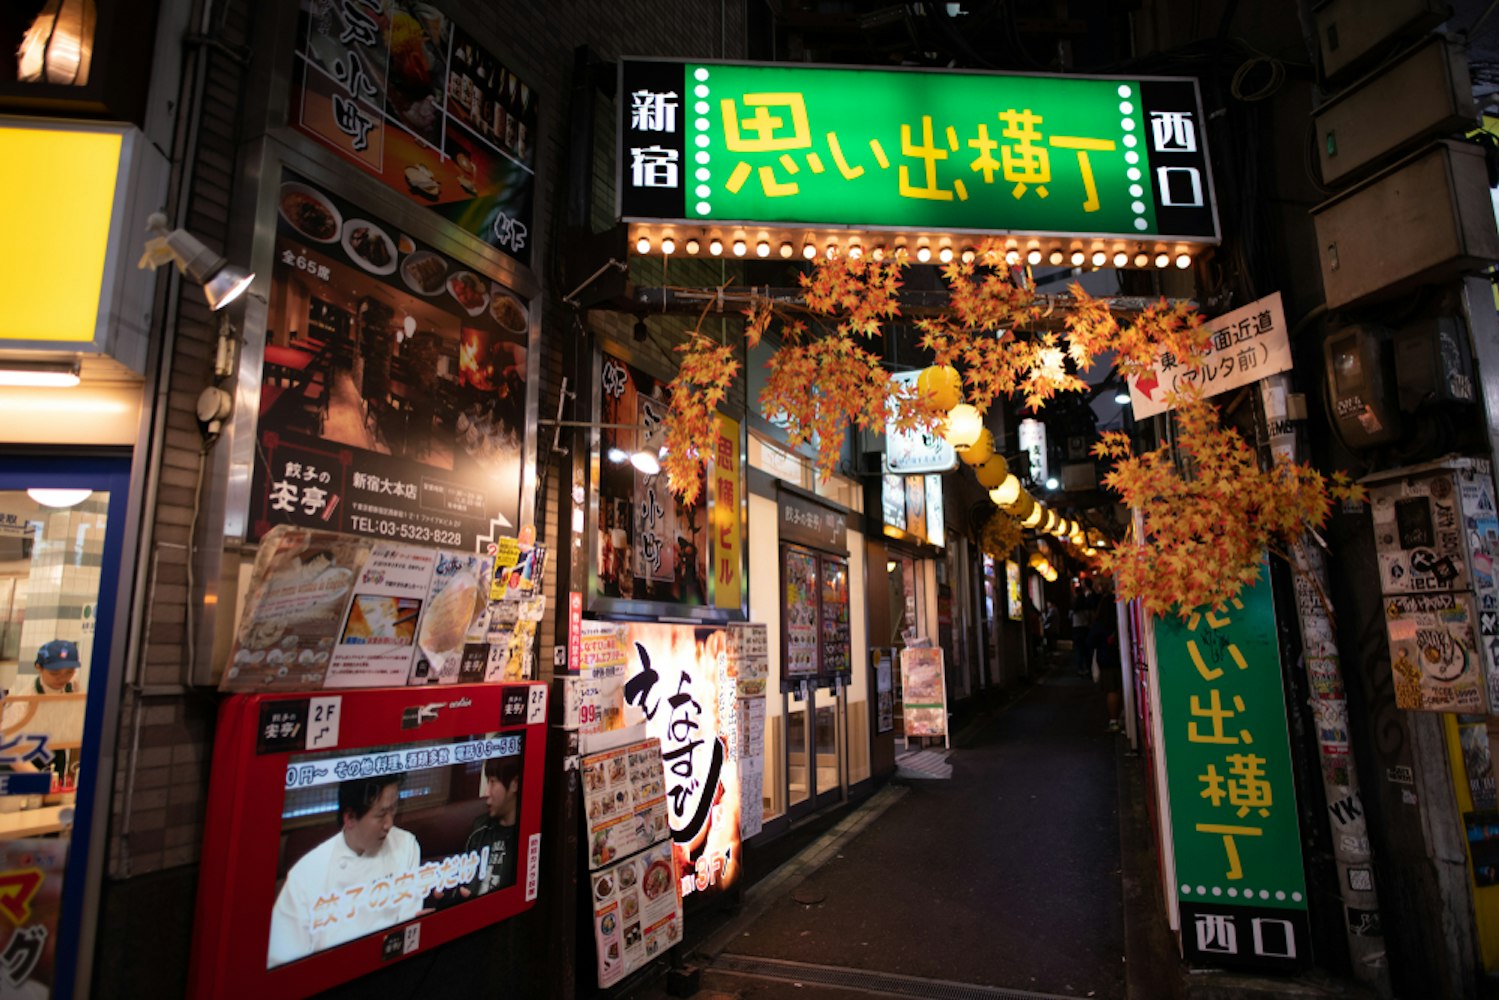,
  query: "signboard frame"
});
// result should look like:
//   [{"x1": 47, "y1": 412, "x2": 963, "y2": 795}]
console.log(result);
[
  {"x1": 1153, "y1": 569, "x2": 1311, "y2": 973},
  {"x1": 586, "y1": 345, "x2": 749, "y2": 624},
  {"x1": 223, "y1": 138, "x2": 543, "y2": 549},
  {"x1": 617, "y1": 58, "x2": 1221, "y2": 252}
]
